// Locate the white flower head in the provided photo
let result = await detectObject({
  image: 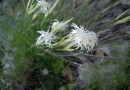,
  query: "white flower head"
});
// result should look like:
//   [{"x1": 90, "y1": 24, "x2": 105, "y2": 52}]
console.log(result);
[
  {"x1": 51, "y1": 18, "x2": 73, "y2": 33},
  {"x1": 52, "y1": 20, "x2": 68, "y2": 31},
  {"x1": 36, "y1": 30, "x2": 56, "y2": 47},
  {"x1": 37, "y1": 0, "x2": 51, "y2": 13},
  {"x1": 66, "y1": 23, "x2": 98, "y2": 51},
  {"x1": 42, "y1": 68, "x2": 49, "y2": 75}
]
